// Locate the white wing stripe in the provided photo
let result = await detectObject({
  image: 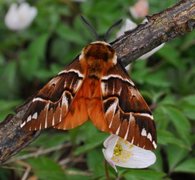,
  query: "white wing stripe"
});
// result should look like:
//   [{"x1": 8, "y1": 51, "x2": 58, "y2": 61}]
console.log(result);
[
  {"x1": 58, "y1": 69, "x2": 84, "y2": 78},
  {"x1": 102, "y1": 74, "x2": 135, "y2": 86}
]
